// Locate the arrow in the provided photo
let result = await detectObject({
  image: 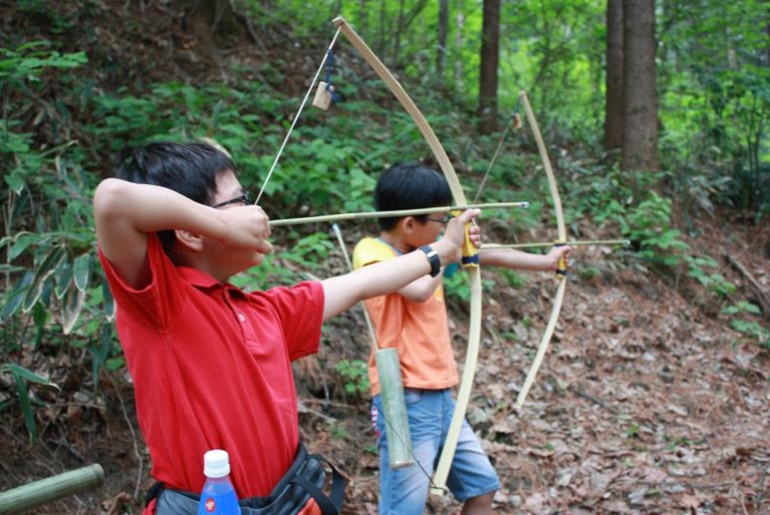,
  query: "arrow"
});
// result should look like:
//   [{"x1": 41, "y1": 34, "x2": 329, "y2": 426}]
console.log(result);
[{"x1": 268, "y1": 201, "x2": 528, "y2": 227}]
